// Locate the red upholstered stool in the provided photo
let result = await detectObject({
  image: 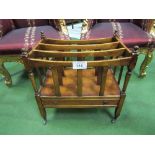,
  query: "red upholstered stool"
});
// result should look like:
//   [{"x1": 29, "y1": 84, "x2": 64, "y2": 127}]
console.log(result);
[{"x1": 81, "y1": 19, "x2": 155, "y2": 77}]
